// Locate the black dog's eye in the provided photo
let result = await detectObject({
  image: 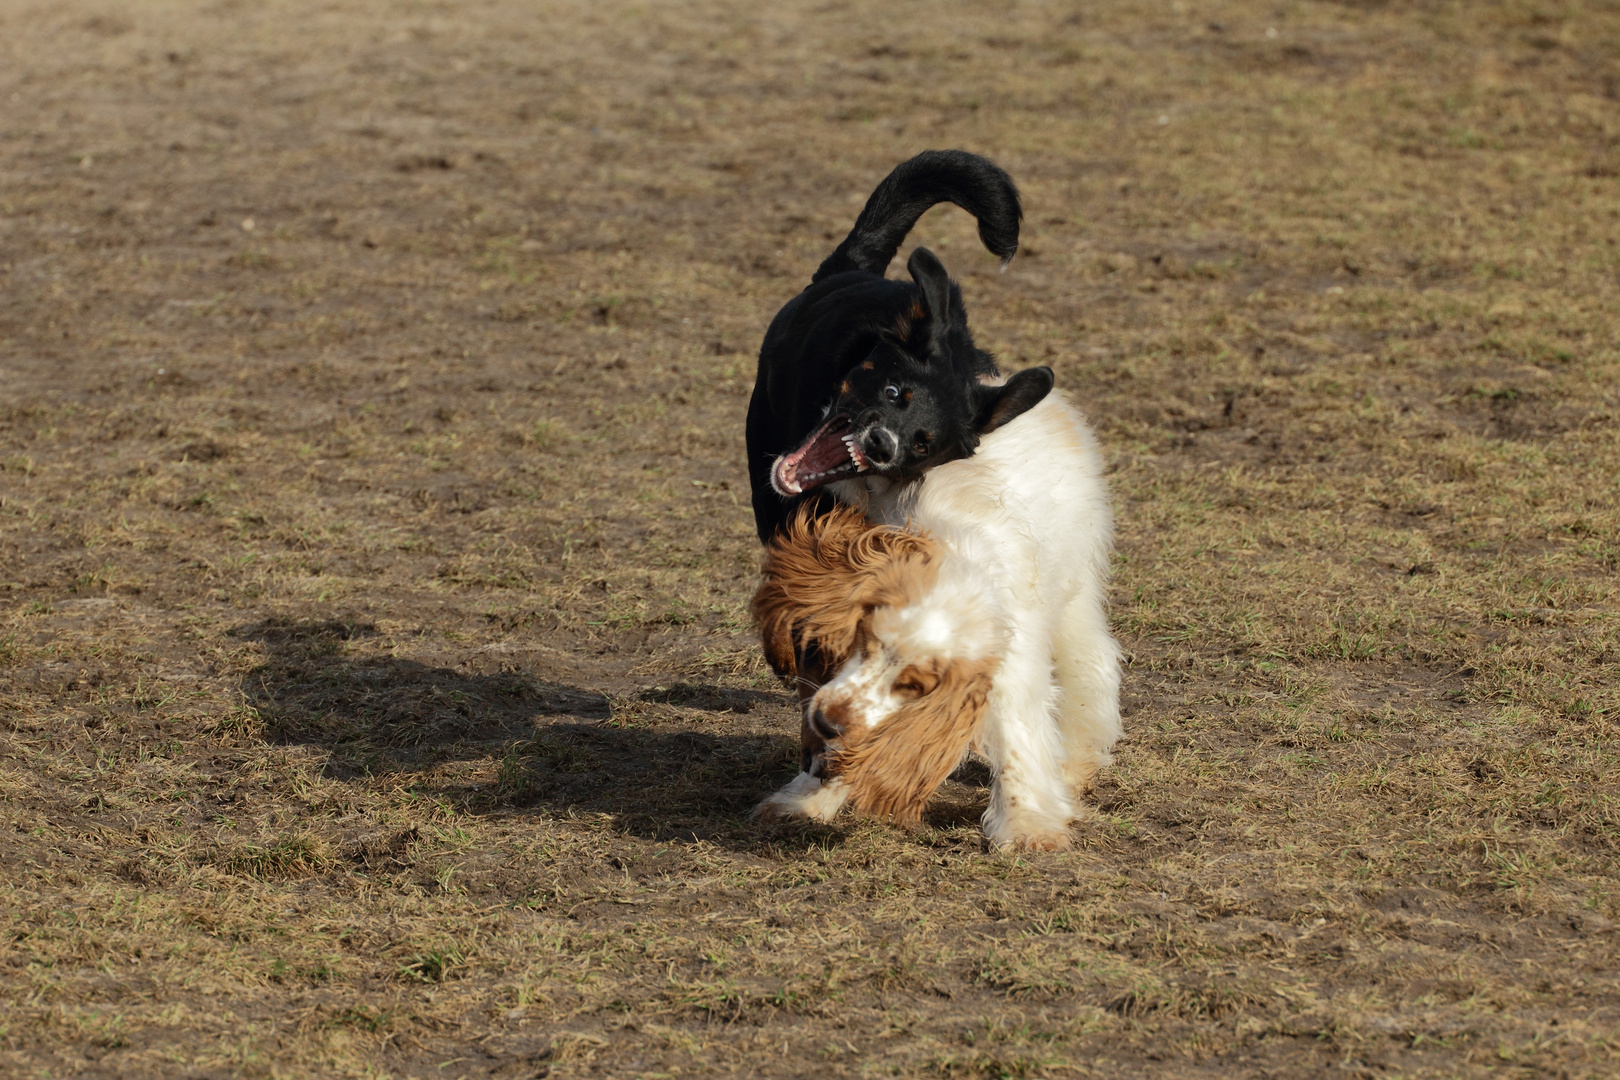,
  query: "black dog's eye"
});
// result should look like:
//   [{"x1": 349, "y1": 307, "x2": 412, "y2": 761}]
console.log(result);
[{"x1": 884, "y1": 384, "x2": 901, "y2": 402}]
